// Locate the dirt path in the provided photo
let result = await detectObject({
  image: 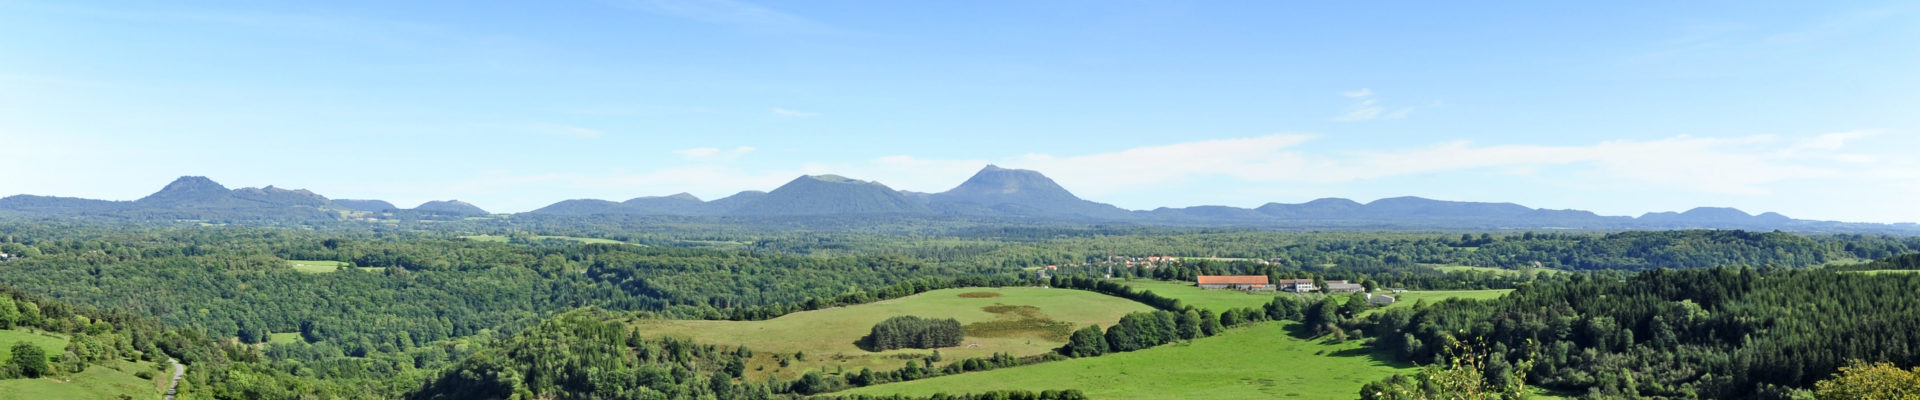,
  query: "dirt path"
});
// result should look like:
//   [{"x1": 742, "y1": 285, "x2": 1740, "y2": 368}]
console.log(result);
[{"x1": 164, "y1": 358, "x2": 184, "y2": 400}]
